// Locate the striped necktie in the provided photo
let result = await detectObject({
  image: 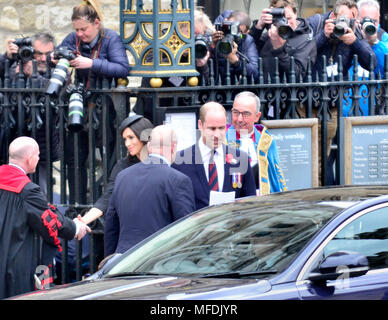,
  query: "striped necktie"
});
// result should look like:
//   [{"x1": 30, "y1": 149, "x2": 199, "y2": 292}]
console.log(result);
[{"x1": 208, "y1": 150, "x2": 219, "y2": 191}]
